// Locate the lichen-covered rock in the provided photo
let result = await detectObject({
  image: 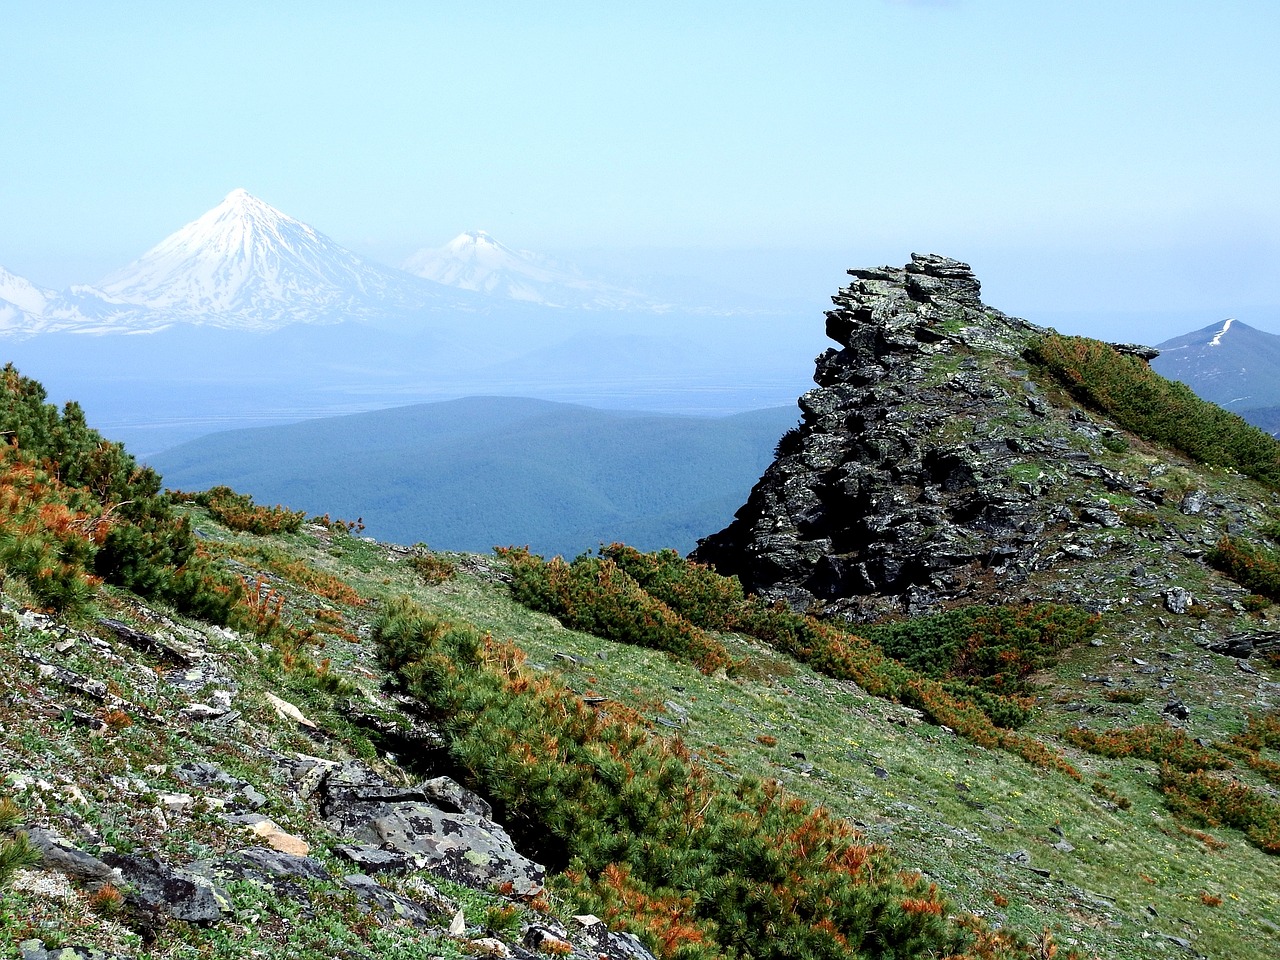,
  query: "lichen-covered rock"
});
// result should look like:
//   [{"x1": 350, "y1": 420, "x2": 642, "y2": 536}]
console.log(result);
[
  {"x1": 20, "y1": 942, "x2": 130, "y2": 960},
  {"x1": 692, "y1": 253, "x2": 1215, "y2": 621},
  {"x1": 319, "y1": 760, "x2": 545, "y2": 895},
  {"x1": 356, "y1": 803, "x2": 543, "y2": 895},
  {"x1": 100, "y1": 852, "x2": 230, "y2": 924},
  {"x1": 341, "y1": 873, "x2": 449, "y2": 927},
  {"x1": 24, "y1": 828, "x2": 119, "y2": 888}
]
